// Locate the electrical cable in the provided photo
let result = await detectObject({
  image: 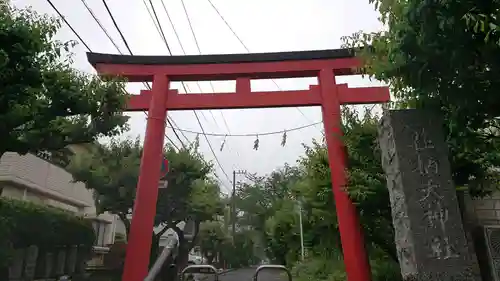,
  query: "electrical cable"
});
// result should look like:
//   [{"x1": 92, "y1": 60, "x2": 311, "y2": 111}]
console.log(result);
[
  {"x1": 142, "y1": 0, "x2": 233, "y2": 186},
  {"x1": 147, "y1": 0, "x2": 233, "y2": 185},
  {"x1": 177, "y1": 0, "x2": 229, "y2": 133},
  {"x1": 46, "y1": 0, "x2": 92, "y2": 51},
  {"x1": 79, "y1": 0, "x2": 180, "y2": 149},
  {"x1": 100, "y1": 0, "x2": 189, "y2": 148},
  {"x1": 147, "y1": 0, "x2": 214, "y2": 135},
  {"x1": 78, "y1": 0, "x2": 180, "y2": 150},
  {"x1": 206, "y1": 0, "x2": 324, "y2": 134},
  {"x1": 45, "y1": 0, "x2": 182, "y2": 150},
  {"x1": 80, "y1": 0, "x2": 122, "y2": 53},
  {"x1": 164, "y1": 0, "x2": 242, "y2": 170},
  {"x1": 168, "y1": 121, "x2": 322, "y2": 137}
]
